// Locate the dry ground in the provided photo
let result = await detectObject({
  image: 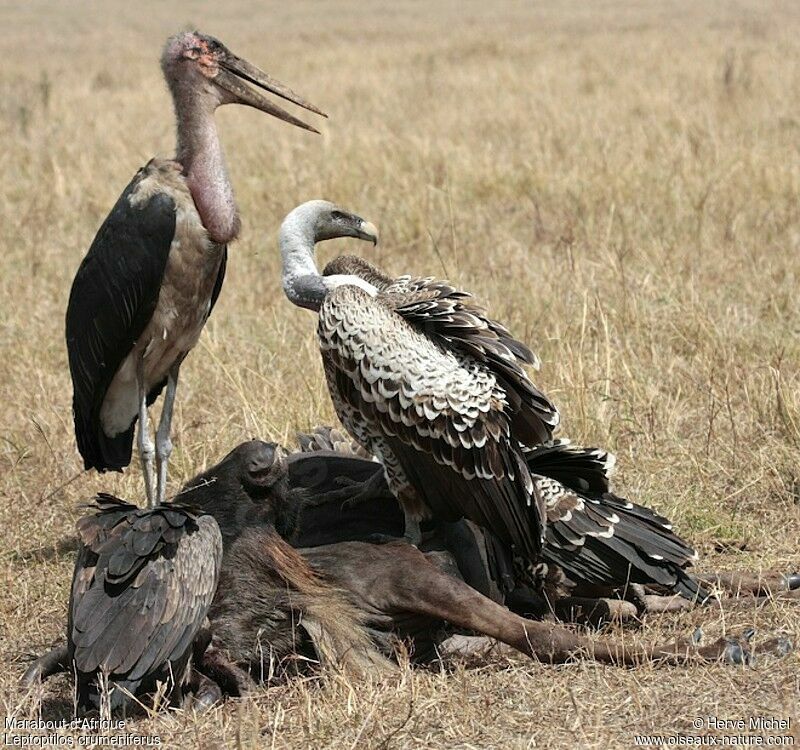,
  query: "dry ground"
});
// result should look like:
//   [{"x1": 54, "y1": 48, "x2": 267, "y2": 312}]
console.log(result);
[{"x1": 1, "y1": 0, "x2": 799, "y2": 747}]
